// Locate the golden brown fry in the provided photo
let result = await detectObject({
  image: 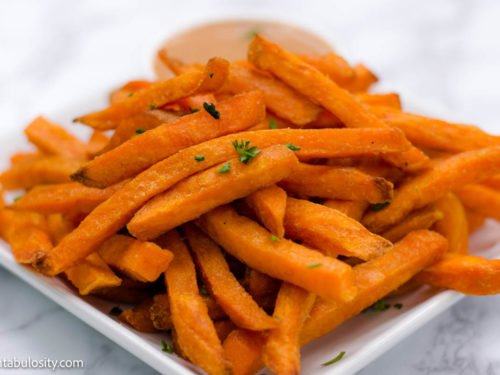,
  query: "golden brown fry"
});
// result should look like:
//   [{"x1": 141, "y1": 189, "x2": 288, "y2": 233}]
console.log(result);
[
  {"x1": 381, "y1": 205, "x2": 444, "y2": 243},
  {"x1": 279, "y1": 163, "x2": 393, "y2": 203},
  {"x1": 119, "y1": 298, "x2": 158, "y2": 333},
  {"x1": 457, "y1": 184, "x2": 500, "y2": 222},
  {"x1": 284, "y1": 197, "x2": 392, "y2": 260},
  {"x1": 433, "y1": 193, "x2": 469, "y2": 254}
]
